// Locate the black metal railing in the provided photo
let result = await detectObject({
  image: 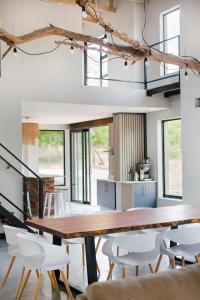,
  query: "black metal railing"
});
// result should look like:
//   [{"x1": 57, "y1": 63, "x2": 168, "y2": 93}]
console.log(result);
[
  {"x1": 0, "y1": 142, "x2": 44, "y2": 220},
  {"x1": 144, "y1": 35, "x2": 180, "y2": 90},
  {"x1": 0, "y1": 193, "x2": 35, "y2": 232},
  {"x1": 0, "y1": 192, "x2": 31, "y2": 220}
]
